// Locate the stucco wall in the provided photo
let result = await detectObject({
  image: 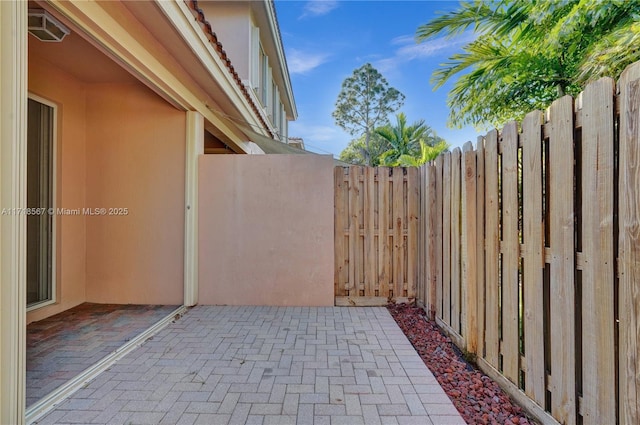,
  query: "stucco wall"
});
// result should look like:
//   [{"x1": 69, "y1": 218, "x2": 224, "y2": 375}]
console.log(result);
[
  {"x1": 27, "y1": 56, "x2": 87, "y2": 323},
  {"x1": 198, "y1": 155, "x2": 334, "y2": 306},
  {"x1": 84, "y1": 83, "x2": 185, "y2": 305},
  {"x1": 199, "y1": 2, "x2": 251, "y2": 81}
]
